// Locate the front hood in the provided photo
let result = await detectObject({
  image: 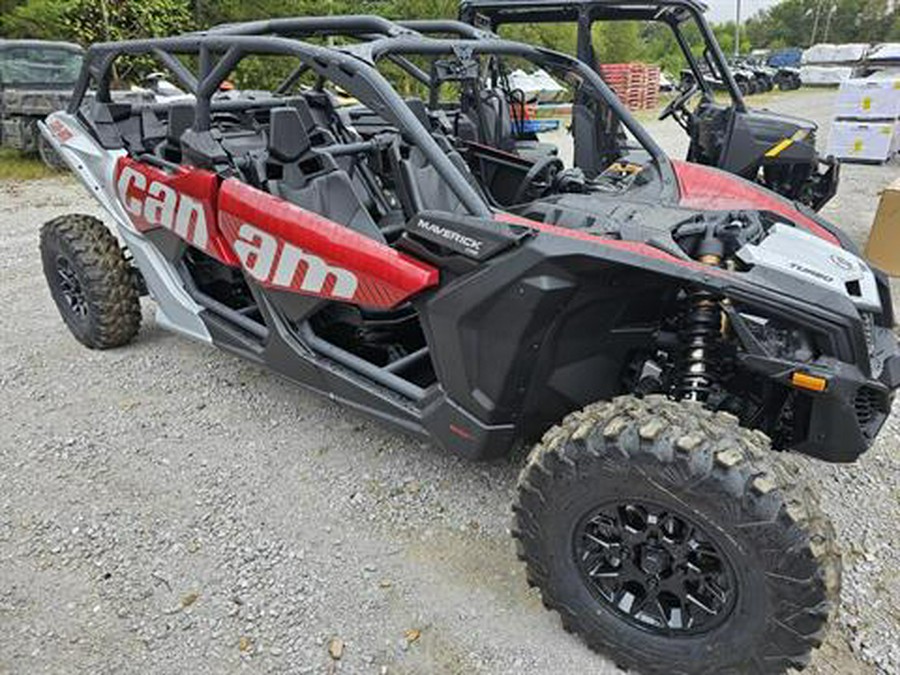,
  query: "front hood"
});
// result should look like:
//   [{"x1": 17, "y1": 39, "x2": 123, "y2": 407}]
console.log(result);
[
  {"x1": 746, "y1": 107, "x2": 817, "y2": 133},
  {"x1": 672, "y1": 160, "x2": 841, "y2": 247},
  {"x1": 737, "y1": 223, "x2": 881, "y2": 313}
]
